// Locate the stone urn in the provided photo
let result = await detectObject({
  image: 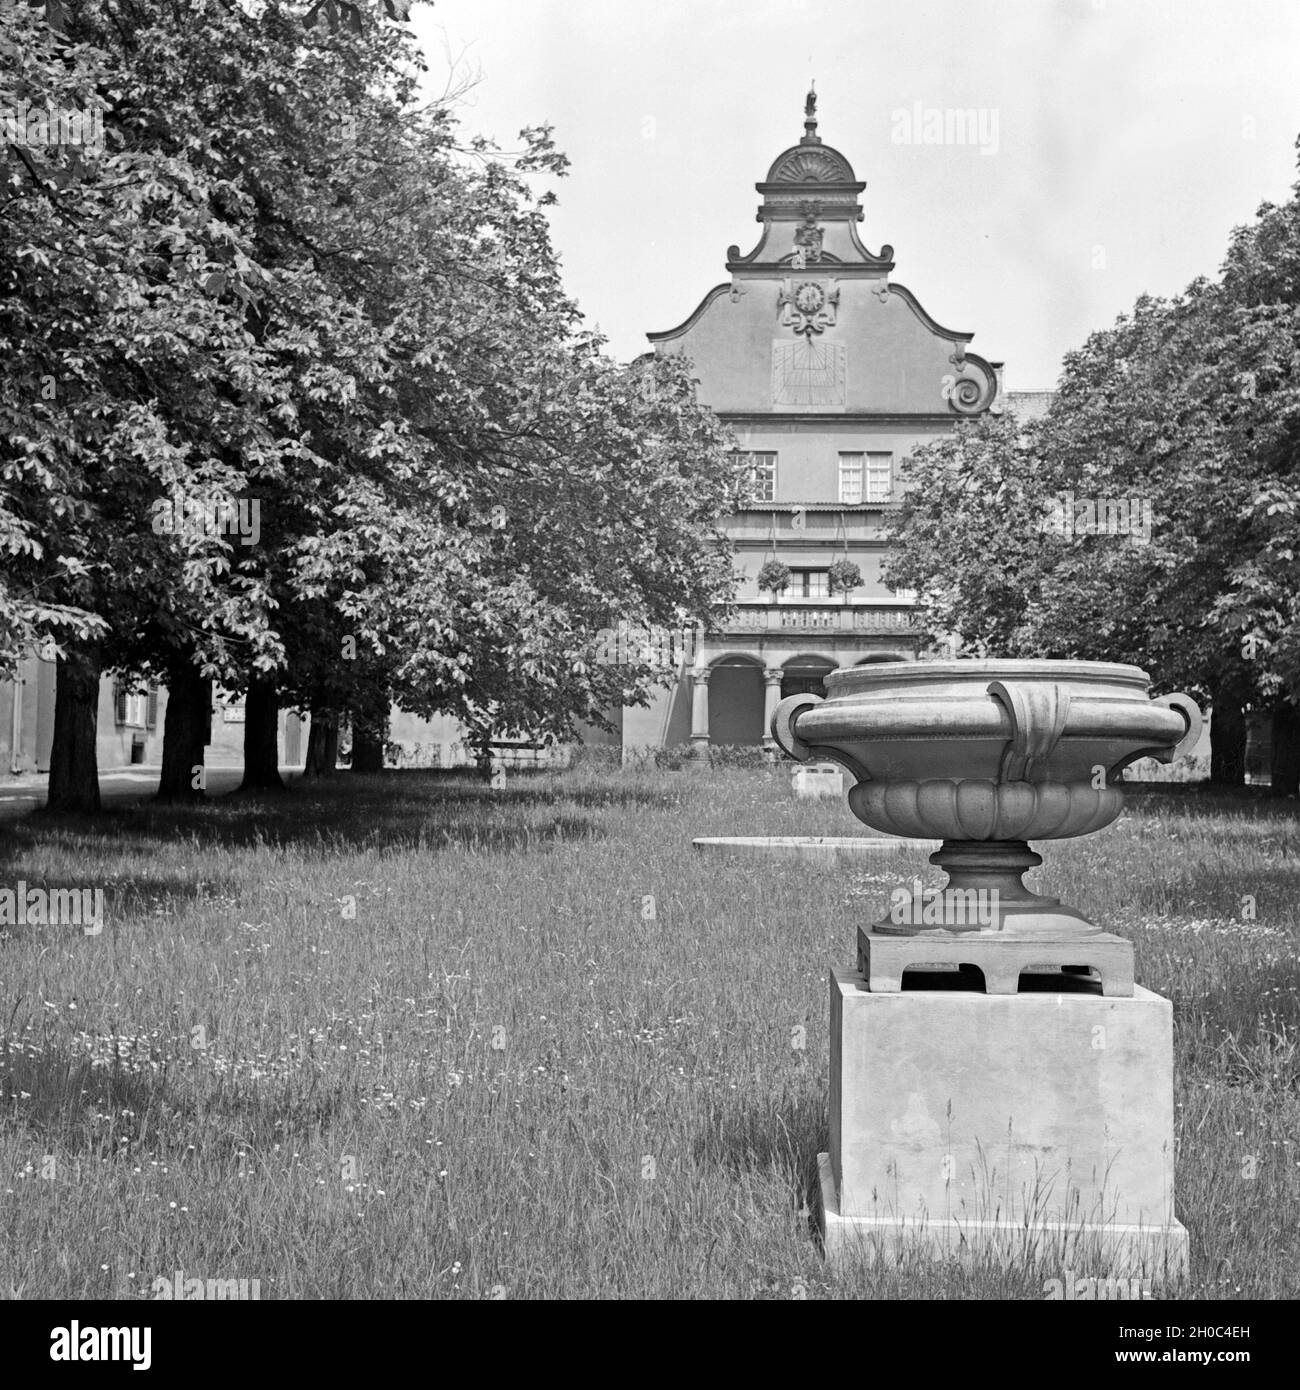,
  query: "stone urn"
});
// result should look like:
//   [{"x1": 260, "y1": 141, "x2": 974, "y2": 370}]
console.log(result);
[{"x1": 772, "y1": 660, "x2": 1201, "y2": 952}]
